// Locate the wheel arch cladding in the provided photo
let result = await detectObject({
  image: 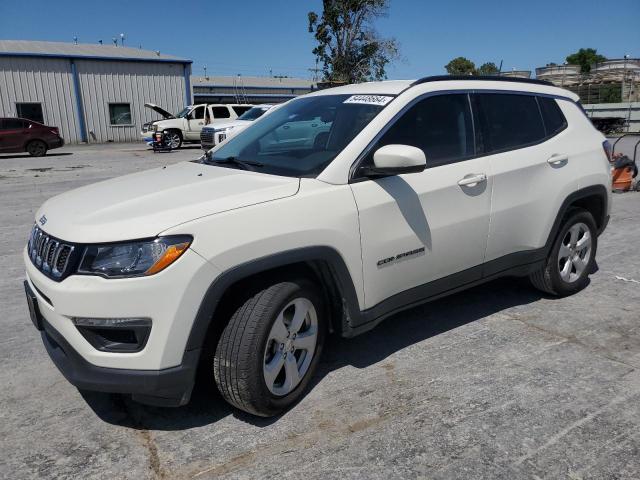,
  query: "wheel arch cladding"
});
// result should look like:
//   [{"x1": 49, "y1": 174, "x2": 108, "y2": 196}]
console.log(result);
[
  {"x1": 182, "y1": 246, "x2": 361, "y2": 359},
  {"x1": 545, "y1": 185, "x2": 608, "y2": 253}
]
